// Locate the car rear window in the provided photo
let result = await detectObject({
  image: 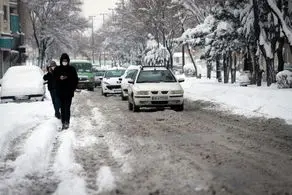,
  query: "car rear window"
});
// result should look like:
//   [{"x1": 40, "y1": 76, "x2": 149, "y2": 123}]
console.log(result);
[{"x1": 136, "y1": 69, "x2": 176, "y2": 83}]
